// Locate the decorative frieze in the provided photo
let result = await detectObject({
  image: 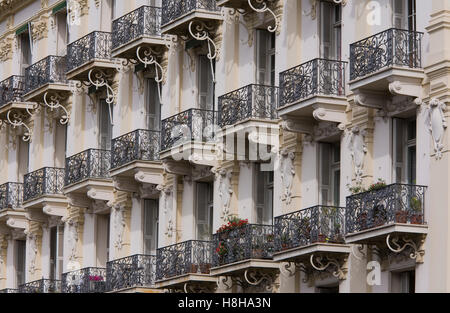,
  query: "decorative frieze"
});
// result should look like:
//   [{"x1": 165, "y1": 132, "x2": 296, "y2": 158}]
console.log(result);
[{"x1": 0, "y1": 35, "x2": 13, "y2": 62}]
